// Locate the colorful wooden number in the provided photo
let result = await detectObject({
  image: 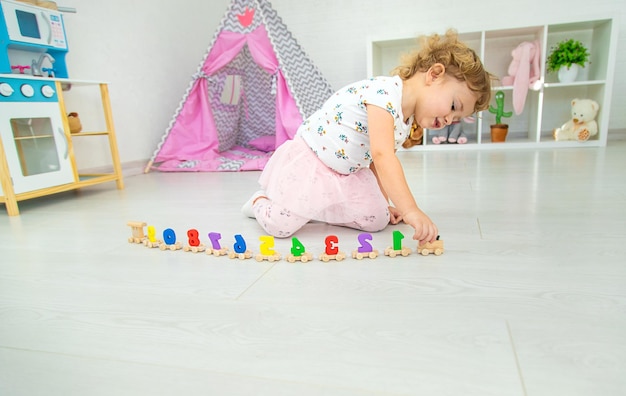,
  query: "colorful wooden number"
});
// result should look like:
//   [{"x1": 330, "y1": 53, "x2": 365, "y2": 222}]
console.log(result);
[
  {"x1": 320, "y1": 235, "x2": 345, "y2": 261},
  {"x1": 290, "y1": 237, "x2": 305, "y2": 257},
  {"x1": 392, "y1": 230, "x2": 404, "y2": 251},
  {"x1": 160, "y1": 228, "x2": 182, "y2": 251},
  {"x1": 208, "y1": 232, "x2": 222, "y2": 250},
  {"x1": 385, "y1": 230, "x2": 412, "y2": 258},
  {"x1": 132, "y1": 222, "x2": 420, "y2": 261},
  {"x1": 187, "y1": 229, "x2": 200, "y2": 247},
  {"x1": 147, "y1": 225, "x2": 157, "y2": 243},
  {"x1": 163, "y1": 228, "x2": 177, "y2": 245},
  {"x1": 259, "y1": 235, "x2": 276, "y2": 256},
  {"x1": 325, "y1": 235, "x2": 339, "y2": 255},
  {"x1": 233, "y1": 234, "x2": 247, "y2": 254},
  {"x1": 357, "y1": 233, "x2": 373, "y2": 253},
  {"x1": 353, "y1": 232, "x2": 378, "y2": 259}
]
